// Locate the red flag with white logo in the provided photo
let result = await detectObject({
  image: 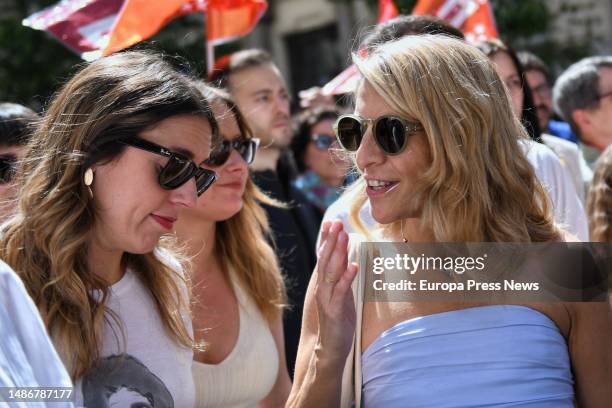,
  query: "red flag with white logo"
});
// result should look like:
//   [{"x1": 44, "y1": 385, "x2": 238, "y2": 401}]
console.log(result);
[
  {"x1": 412, "y1": 0, "x2": 498, "y2": 43},
  {"x1": 322, "y1": 0, "x2": 499, "y2": 95}
]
